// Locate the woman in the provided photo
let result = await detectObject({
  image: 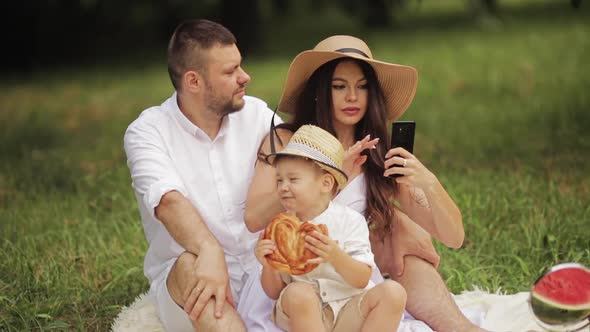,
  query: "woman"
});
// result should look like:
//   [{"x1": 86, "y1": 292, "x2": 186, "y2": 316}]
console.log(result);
[{"x1": 246, "y1": 36, "x2": 484, "y2": 332}]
